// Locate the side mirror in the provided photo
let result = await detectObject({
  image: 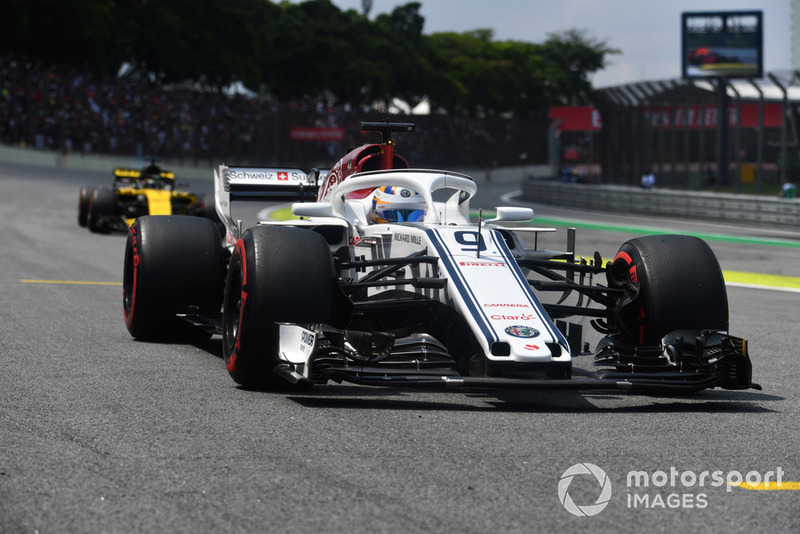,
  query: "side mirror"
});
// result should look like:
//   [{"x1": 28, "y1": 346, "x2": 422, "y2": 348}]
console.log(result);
[
  {"x1": 292, "y1": 202, "x2": 335, "y2": 218},
  {"x1": 486, "y1": 207, "x2": 534, "y2": 224}
]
